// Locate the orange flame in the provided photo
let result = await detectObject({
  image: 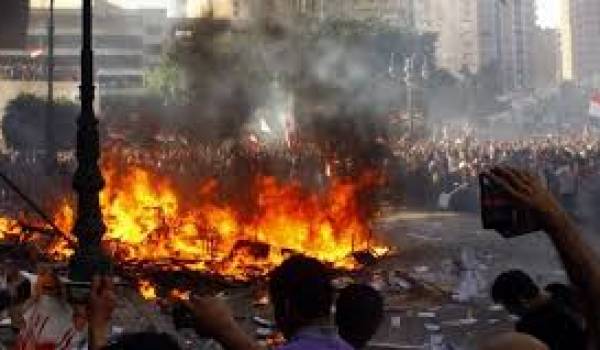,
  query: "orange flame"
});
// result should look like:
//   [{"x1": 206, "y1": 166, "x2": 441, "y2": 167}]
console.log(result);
[
  {"x1": 138, "y1": 279, "x2": 157, "y2": 300},
  {"x1": 50, "y1": 156, "x2": 384, "y2": 280}
]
